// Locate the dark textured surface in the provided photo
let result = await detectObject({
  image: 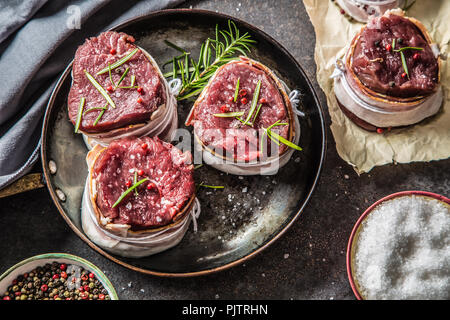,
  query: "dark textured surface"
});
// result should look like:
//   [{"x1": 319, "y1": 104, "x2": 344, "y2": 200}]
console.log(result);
[
  {"x1": 0, "y1": 0, "x2": 449, "y2": 300},
  {"x1": 40, "y1": 9, "x2": 325, "y2": 275}
]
